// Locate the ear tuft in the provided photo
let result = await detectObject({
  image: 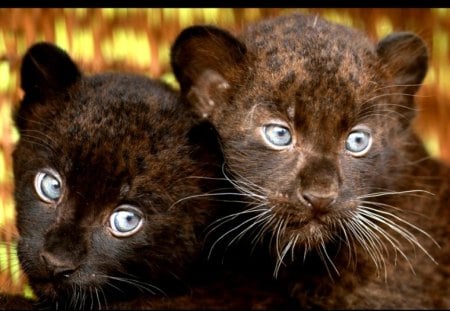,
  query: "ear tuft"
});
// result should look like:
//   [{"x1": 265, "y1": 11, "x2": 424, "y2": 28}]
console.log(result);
[
  {"x1": 20, "y1": 42, "x2": 81, "y2": 98},
  {"x1": 376, "y1": 32, "x2": 428, "y2": 94}
]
